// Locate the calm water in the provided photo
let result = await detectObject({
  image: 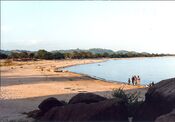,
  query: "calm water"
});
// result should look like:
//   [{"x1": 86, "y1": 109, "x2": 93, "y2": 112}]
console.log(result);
[{"x1": 64, "y1": 57, "x2": 175, "y2": 85}]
